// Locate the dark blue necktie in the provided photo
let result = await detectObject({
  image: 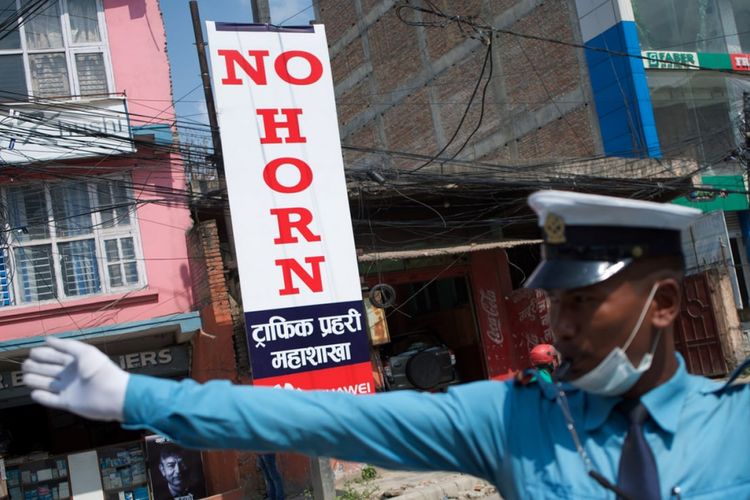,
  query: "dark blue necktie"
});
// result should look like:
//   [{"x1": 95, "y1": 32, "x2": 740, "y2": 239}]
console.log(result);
[{"x1": 617, "y1": 400, "x2": 660, "y2": 500}]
